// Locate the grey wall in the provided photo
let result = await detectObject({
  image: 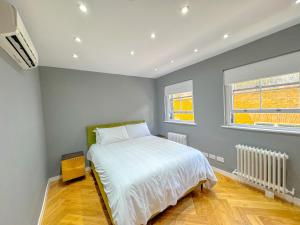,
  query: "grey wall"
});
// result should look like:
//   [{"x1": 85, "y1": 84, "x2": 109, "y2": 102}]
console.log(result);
[
  {"x1": 156, "y1": 24, "x2": 300, "y2": 197},
  {"x1": 0, "y1": 49, "x2": 47, "y2": 225},
  {"x1": 39, "y1": 67, "x2": 158, "y2": 177}
]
